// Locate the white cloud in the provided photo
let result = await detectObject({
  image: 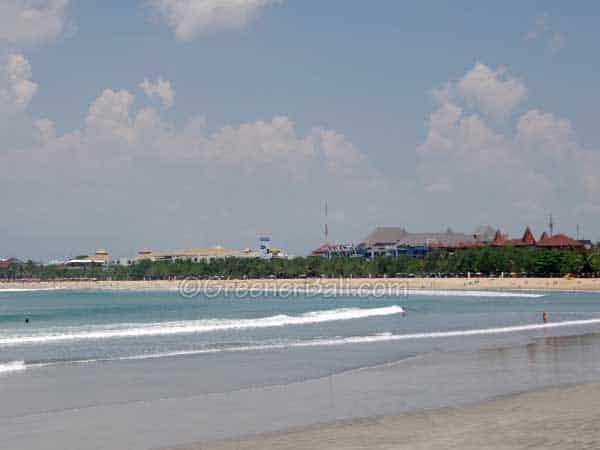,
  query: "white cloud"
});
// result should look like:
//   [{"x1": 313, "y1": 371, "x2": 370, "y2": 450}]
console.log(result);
[
  {"x1": 431, "y1": 64, "x2": 527, "y2": 120},
  {"x1": 150, "y1": 0, "x2": 281, "y2": 40},
  {"x1": 34, "y1": 118, "x2": 56, "y2": 142},
  {"x1": 0, "y1": 54, "x2": 38, "y2": 112},
  {"x1": 0, "y1": 0, "x2": 69, "y2": 45},
  {"x1": 2, "y1": 58, "x2": 599, "y2": 257},
  {"x1": 139, "y1": 77, "x2": 175, "y2": 109},
  {"x1": 418, "y1": 64, "x2": 600, "y2": 228},
  {"x1": 417, "y1": 102, "x2": 514, "y2": 196},
  {"x1": 0, "y1": 74, "x2": 400, "y2": 258},
  {"x1": 517, "y1": 109, "x2": 575, "y2": 159},
  {"x1": 310, "y1": 128, "x2": 366, "y2": 176},
  {"x1": 85, "y1": 89, "x2": 136, "y2": 144},
  {"x1": 456, "y1": 63, "x2": 527, "y2": 119}
]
